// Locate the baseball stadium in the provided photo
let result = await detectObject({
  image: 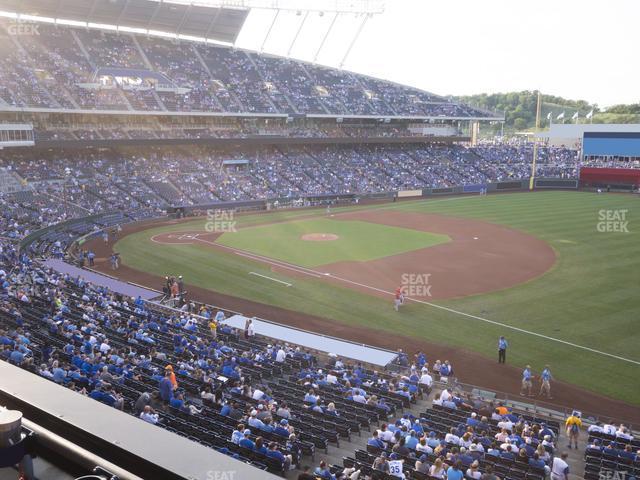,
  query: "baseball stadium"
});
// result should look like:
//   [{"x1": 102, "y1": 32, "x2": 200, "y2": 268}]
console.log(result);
[{"x1": 0, "y1": 1, "x2": 638, "y2": 480}]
